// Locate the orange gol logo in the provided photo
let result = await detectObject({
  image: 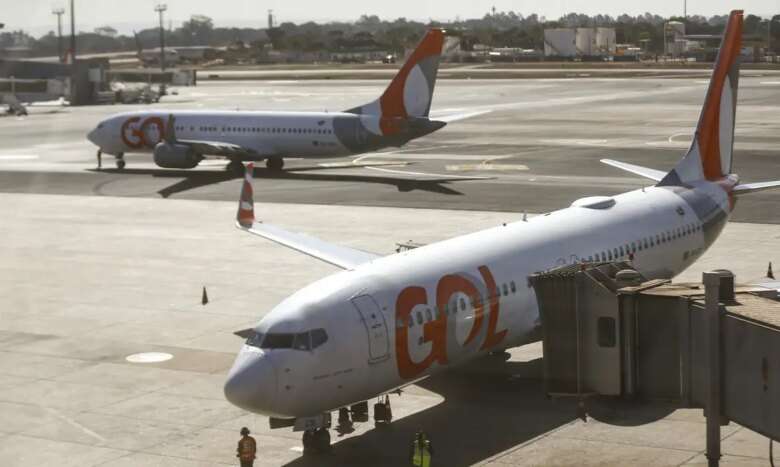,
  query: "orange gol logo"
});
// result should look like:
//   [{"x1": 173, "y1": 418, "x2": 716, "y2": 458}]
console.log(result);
[
  {"x1": 121, "y1": 116, "x2": 166, "y2": 149},
  {"x1": 394, "y1": 265, "x2": 508, "y2": 379}
]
